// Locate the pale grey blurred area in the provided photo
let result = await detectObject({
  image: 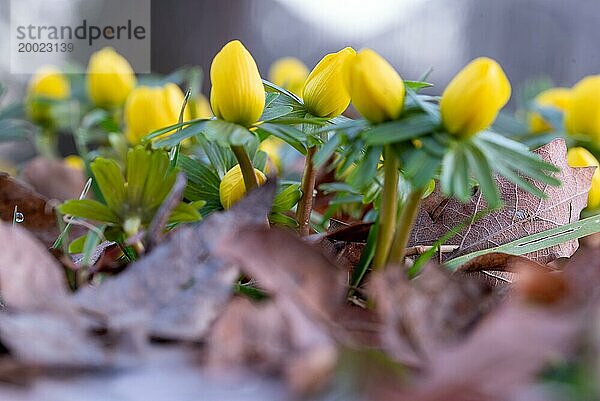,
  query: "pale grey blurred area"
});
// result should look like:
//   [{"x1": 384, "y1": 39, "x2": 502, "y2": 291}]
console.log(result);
[{"x1": 150, "y1": 0, "x2": 600, "y2": 97}]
